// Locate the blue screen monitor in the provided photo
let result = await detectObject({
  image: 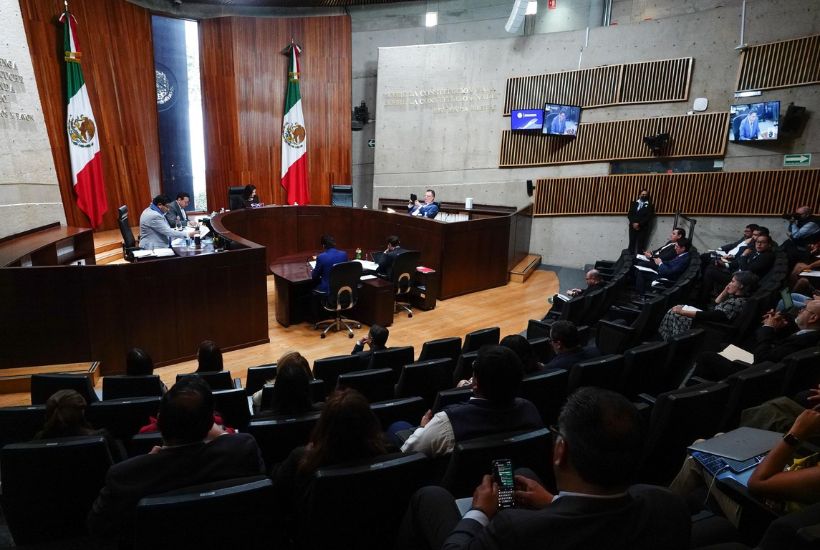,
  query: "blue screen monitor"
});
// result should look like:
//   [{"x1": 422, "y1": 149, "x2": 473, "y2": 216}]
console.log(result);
[
  {"x1": 729, "y1": 101, "x2": 779, "y2": 141},
  {"x1": 542, "y1": 104, "x2": 581, "y2": 136},
  {"x1": 511, "y1": 109, "x2": 544, "y2": 130}
]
